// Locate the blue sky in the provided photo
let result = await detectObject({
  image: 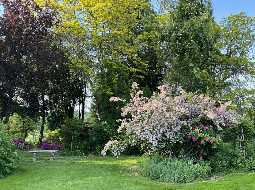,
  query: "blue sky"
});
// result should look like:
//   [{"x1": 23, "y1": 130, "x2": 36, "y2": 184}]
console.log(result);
[{"x1": 212, "y1": 0, "x2": 255, "y2": 22}]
